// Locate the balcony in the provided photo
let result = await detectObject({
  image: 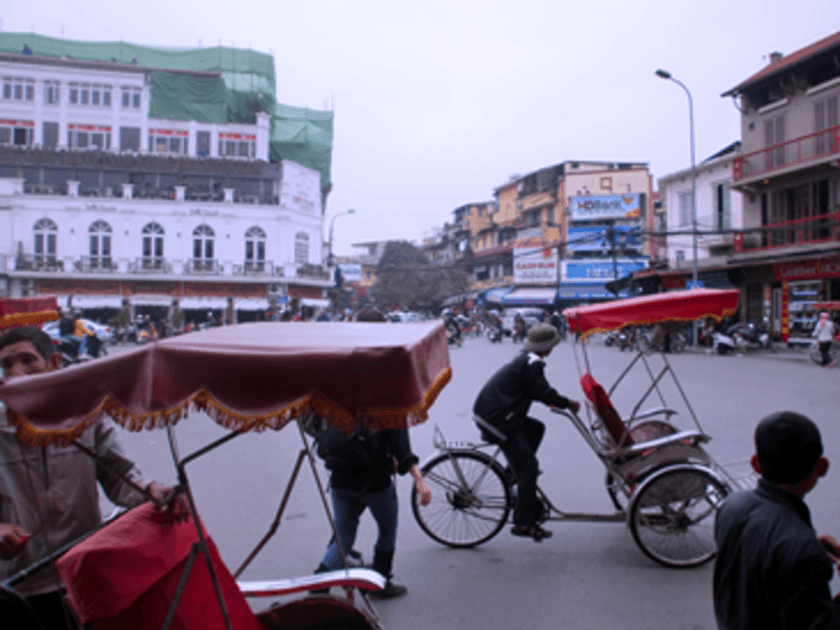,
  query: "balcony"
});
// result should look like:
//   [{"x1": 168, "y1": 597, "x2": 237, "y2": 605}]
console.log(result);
[
  {"x1": 13, "y1": 254, "x2": 64, "y2": 271},
  {"x1": 184, "y1": 259, "x2": 221, "y2": 275},
  {"x1": 296, "y1": 264, "x2": 330, "y2": 280},
  {"x1": 74, "y1": 256, "x2": 117, "y2": 272},
  {"x1": 233, "y1": 260, "x2": 275, "y2": 276},
  {"x1": 131, "y1": 257, "x2": 172, "y2": 273},
  {"x1": 733, "y1": 125, "x2": 840, "y2": 183},
  {"x1": 733, "y1": 212, "x2": 840, "y2": 254}
]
